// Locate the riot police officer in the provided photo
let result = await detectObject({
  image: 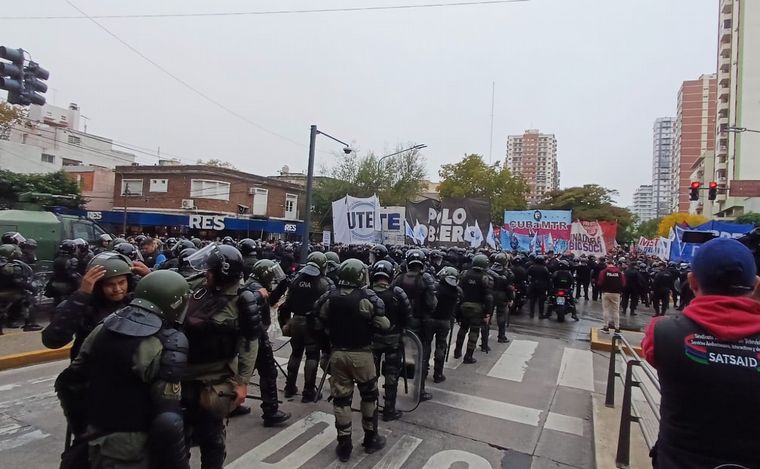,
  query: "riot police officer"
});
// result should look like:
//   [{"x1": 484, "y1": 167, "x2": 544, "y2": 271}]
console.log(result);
[
  {"x1": 573, "y1": 255, "x2": 591, "y2": 300},
  {"x1": 432, "y1": 266, "x2": 461, "y2": 382},
  {"x1": 325, "y1": 251, "x2": 341, "y2": 284},
  {"x1": 652, "y1": 263, "x2": 674, "y2": 317},
  {"x1": 43, "y1": 252, "x2": 135, "y2": 359},
  {"x1": 621, "y1": 261, "x2": 641, "y2": 316},
  {"x1": 279, "y1": 252, "x2": 334, "y2": 402},
  {"x1": 45, "y1": 239, "x2": 82, "y2": 306},
  {"x1": 19, "y1": 238, "x2": 38, "y2": 266},
  {"x1": 369, "y1": 260, "x2": 411, "y2": 421},
  {"x1": 92, "y1": 234, "x2": 113, "y2": 255},
  {"x1": 238, "y1": 238, "x2": 259, "y2": 281},
  {"x1": 392, "y1": 249, "x2": 437, "y2": 401},
  {"x1": 0, "y1": 244, "x2": 36, "y2": 333},
  {"x1": 486, "y1": 253, "x2": 513, "y2": 346},
  {"x1": 55, "y1": 270, "x2": 190, "y2": 469},
  {"x1": 454, "y1": 254, "x2": 493, "y2": 364},
  {"x1": 176, "y1": 247, "x2": 198, "y2": 278},
  {"x1": 182, "y1": 244, "x2": 263, "y2": 468},
  {"x1": 72, "y1": 238, "x2": 94, "y2": 275},
  {"x1": 551, "y1": 260, "x2": 578, "y2": 321},
  {"x1": 314, "y1": 259, "x2": 390, "y2": 462},
  {"x1": 157, "y1": 239, "x2": 195, "y2": 271},
  {"x1": 234, "y1": 259, "x2": 291, "y2": 426},
  {"x1": 527, "y1": 256, "x2": 551, "y2": 319}
]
